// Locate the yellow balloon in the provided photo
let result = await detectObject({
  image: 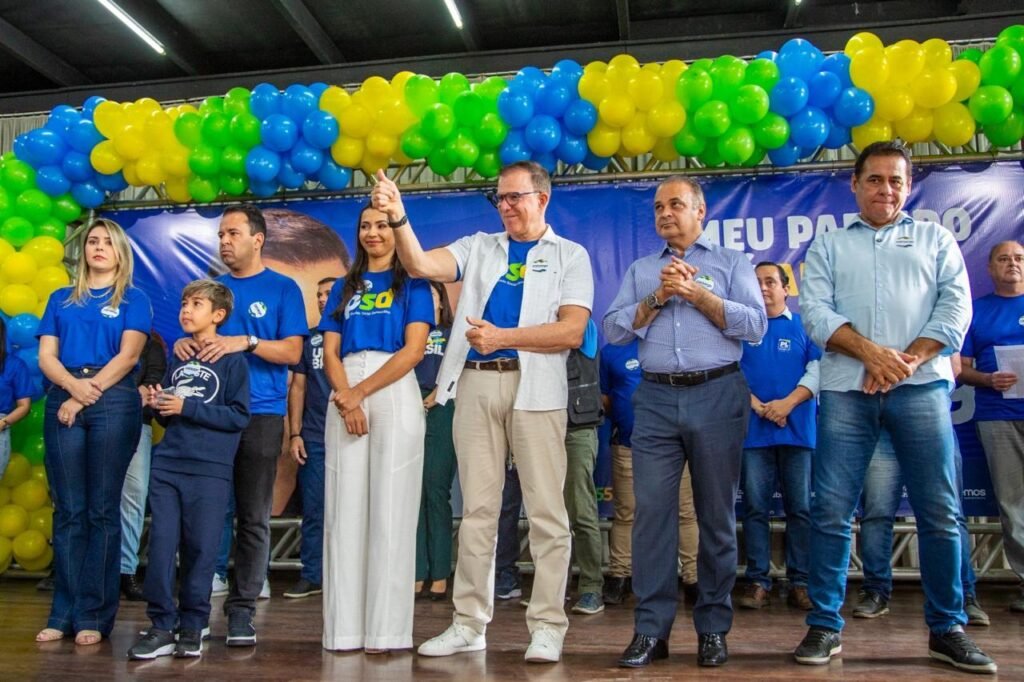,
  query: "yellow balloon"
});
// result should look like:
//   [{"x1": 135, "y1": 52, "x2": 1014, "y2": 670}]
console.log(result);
[
  {"x1": 12, "y1": 479, "x2": 48, "y2": 512},
  {"x1": 113, "y1": 124, "x2": 147, "y2": 161},
  {"x1": 32, "y1": 266, "x2": 70, "y2": 300},
  {"x1": 136, "y1": 154, "x2": 165, "y2": 186},
  {"x1": 646, "y1": 100, "x2": 686, "y2": 138},
  {"x1": 320, "y1": 86, "x2": 352, "y2": 119},
  {"x1": 391, "y1": 71, "x2": 415, "y2": 94},
  {"x1": 93, "y1": 100, "x2": 125, "y2": 138},
  {"x1": 628, "y1": 71, "x2": 664, "y2": 111},
  {"x1": 90, "y1": 140, "x2": 125, "y2": 175},
  {"x1": 134, "y1": 97, "x2": 161, "y2": 115},
  {"x1": 163, "y1": 177, "x2": 192, "y2": 204},
  {"x1": 0, "y1": 239, "x2": 16, "y2": 268},
  {"x1": 0, "y1": 284, "x2": 39, "y2": 317},
  {"x1": 0, "y1": 504, "x2": 28, "y2": 539},
  {"x1": 660, "y1": 60, "x2": 687, "y2": 95},
  {"x1": 587, "y1": 122, "x2": 621, "y2": 157},
  {"x1": 0, "y1": 487, "x2": 8, "y2": 506},
  {"x1": 152, "y1": 421, "x2": 165, "y2": 445},
  {"x1": 894, "y1": 107, "x2": 934, "y2": 143},
  {"x1": 598, "y1": 93, "x2": 636, "y2": 128},
  {"x1": 852, "y1": 116, "x2": 894, "y2": 149},
  {"x1": 21, "y1": 236, "x2": 64, "y2": 268},
  {"x1": 850, "y1": 47, "x2": 890, "y2": 94},
  {"x1": 949, "y1": 61, "x2": 981, "y2": 102},
  {"x1": 845, "y1": 32, "x2": 884, "y2": 57},
  {"x1": 30, "y1": 464, "x2": 47, "y2": 483},
  {"x1": 122, "y1": 161, "x2": 142, "y2": 187},
  {"x1": 886, "y1": 40, "x2": 925, "y2": 87},
  {"x1": 620, "y1": 114, "x2": 657, "y2": 155},
  {"x1": 331, "y1": 136, "x2": 365, "y2": 168},
  {"x1": 365, "y1": 130, "x2": 398, "y2": 158},
  {"x1": 578, "y1": 72, "x2": 610, "y2": 103},
  {"x1": 1, "y1": 253, "x2": 37, "y2": 285},
  {"x1": 28, "y1": 506, "x2": 52, "y2": 541},
  {"x1": 609, "y1": 53, "x2": 641, "y2": 73},
  {"x1": 17, "y1": 545, "x2": 53, "y2": 572},
  {"x1": 875, "y1": 88, "x2": 915, "y2": 122},
  {"x1": 933, "y1": 102, "x2": 976, "y2": 147},
  {"x1": 922, "y1": 38, "x2": 953, "y2": 68},
  {"x1": 13, "y1": 529, "x2": 47, "y2": 562},
  {"x1": 160, "y1": 147, "x2": 191, "y2": 177},
  {"x1": 583, "y1": 61, "x2": 607, "y2": 76},
  {"x1": 33, "y1": 299, "x2": 47, "y2": 319},
  {"x1": 0, "y1": 536, "x2": 10, "y2": 573},
  {"x1": 338, "y1": 104, "x2": 373, "y2": 138},
  {"x1": 376, "y1": 100, "x2": 414, "y2": 136},
  {"x1": 144, "y1": 110, "x2": 173, "y2": 143},
  {"x1": 360, "y1": 153, "x2": 389, "y2": 175},
  {"x1": 361, "y1": 76, "x2": 394, "y2": 107},
  {"x1": 910, "y1": 68, "x2": 958, "y2": 109}
]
